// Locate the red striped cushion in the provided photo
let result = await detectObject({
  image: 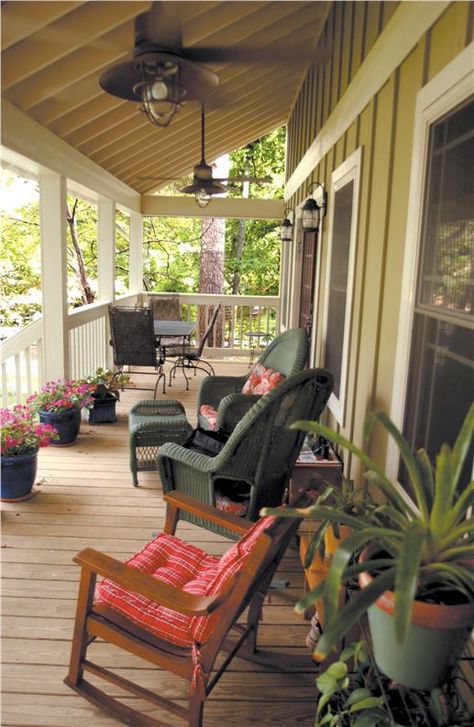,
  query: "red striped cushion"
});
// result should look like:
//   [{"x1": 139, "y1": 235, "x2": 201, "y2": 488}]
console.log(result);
[{"x1": 96, "y1": 515, "x2": 276, "y2": 647}]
